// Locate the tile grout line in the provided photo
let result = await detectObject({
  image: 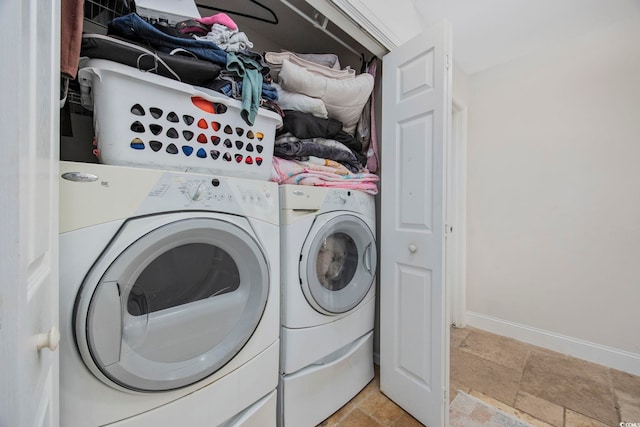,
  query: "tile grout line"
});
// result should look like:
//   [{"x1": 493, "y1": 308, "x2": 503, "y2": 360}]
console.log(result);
[
  {"x1": 607, "y1": 367, "x2": 622, "y2": 425},
  {"x1": 511, "y1": 348, "x2": 530, "y2": 408},
  {"x1": 513, "y1": 348, "x2": 566, "y2": 427}
]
